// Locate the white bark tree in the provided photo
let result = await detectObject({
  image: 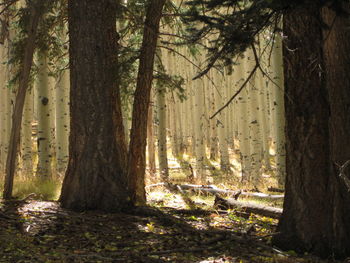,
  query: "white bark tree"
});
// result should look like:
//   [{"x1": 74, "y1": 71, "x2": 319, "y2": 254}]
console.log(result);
[
  {"x1": 55, "y1": 68, "x2": 70, "y2": 175},
  {"x1": 35, "y1": 52, "x2": 53, "y2": 178}
]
